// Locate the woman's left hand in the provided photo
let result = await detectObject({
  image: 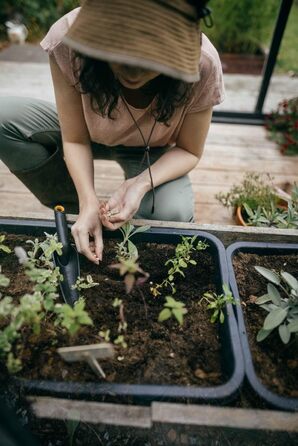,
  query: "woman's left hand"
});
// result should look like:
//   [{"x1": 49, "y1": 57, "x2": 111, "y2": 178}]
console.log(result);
[{"x1": 99, "y1": 177, "x2": 148, "y2": 230}]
